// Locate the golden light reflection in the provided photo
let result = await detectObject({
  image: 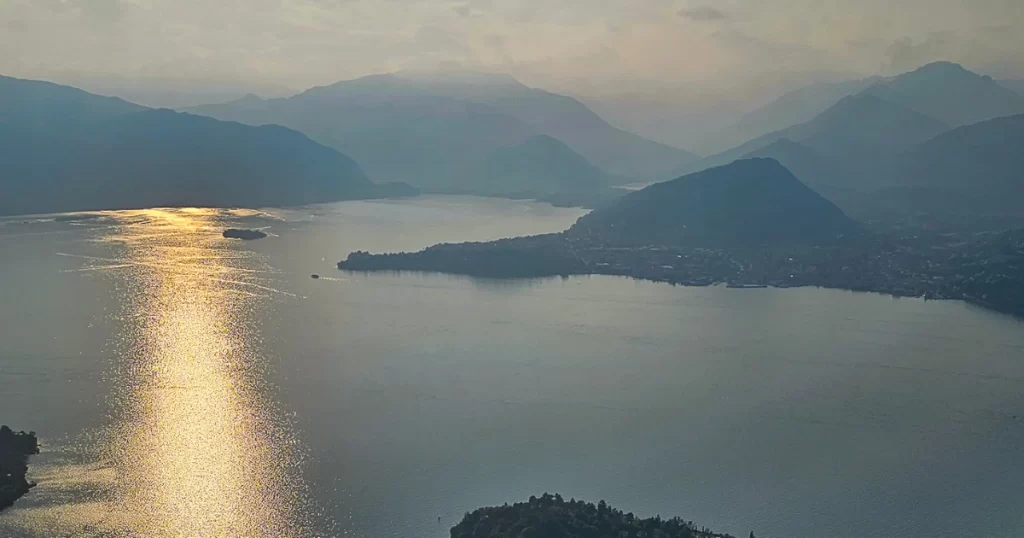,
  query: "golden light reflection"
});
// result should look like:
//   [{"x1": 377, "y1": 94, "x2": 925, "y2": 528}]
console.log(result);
[{"x1": 93, "y1": 208, "x2": 308, "y2": 537}]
